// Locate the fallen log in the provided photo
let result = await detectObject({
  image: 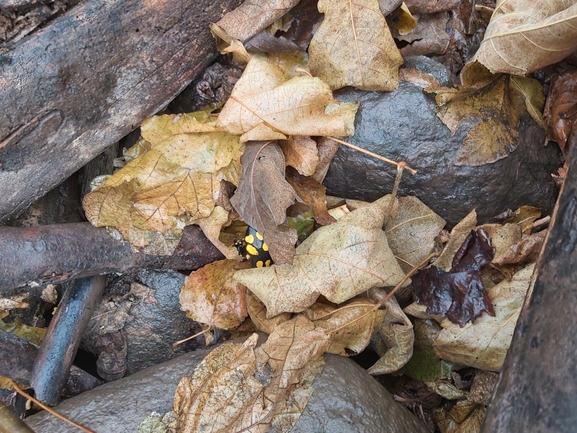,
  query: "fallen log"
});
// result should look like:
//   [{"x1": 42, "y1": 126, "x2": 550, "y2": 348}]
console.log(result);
[
  {"x1": 0, "y1": 0, "x2": 243, "y2": 221},
  {"x1": 481, "y1": 137, "x2": 577, "y2": 432},
  {"x1": 0, "y1": 223, "x2": 224, "y2": 293}
]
